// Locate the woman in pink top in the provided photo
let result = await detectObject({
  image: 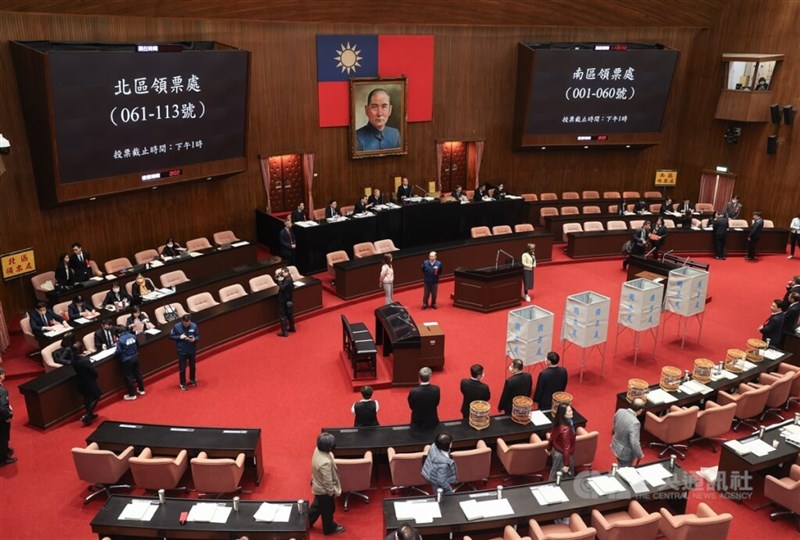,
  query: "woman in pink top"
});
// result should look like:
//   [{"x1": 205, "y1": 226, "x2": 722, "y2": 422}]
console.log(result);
[{"x1": 379, "y1": 253, "x2": 394, "y2": 304}]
